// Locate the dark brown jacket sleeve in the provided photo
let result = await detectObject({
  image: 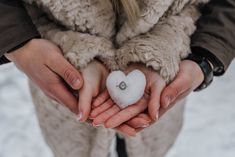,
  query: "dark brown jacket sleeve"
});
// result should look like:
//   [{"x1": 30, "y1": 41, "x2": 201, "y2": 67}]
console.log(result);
[
  {"x1": 191, "y1": 0, "x2": 235, "y2": 75},
  {"x1": 0, "y1": 0, "x2": 40, "y2": 64}
]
